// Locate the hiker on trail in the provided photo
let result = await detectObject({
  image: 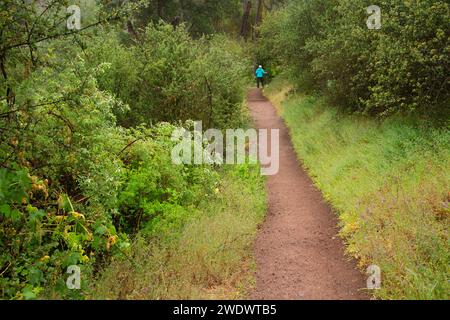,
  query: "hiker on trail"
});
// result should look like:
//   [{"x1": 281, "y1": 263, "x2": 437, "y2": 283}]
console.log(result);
[{"x1": 255, "y1": 65, "x2": 267, "y2": 88}]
